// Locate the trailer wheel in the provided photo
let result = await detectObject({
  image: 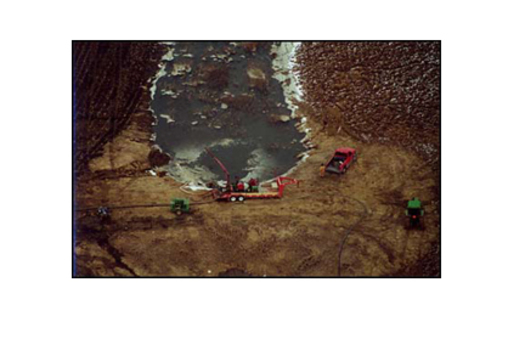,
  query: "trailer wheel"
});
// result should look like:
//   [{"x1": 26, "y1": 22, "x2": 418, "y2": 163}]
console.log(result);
[
  {"x1": 230, "y1": 197, "x2": 237, "y2": 202},
  {"x1": 238, "y1": 196, "x2": 245, "y2": 202}
]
